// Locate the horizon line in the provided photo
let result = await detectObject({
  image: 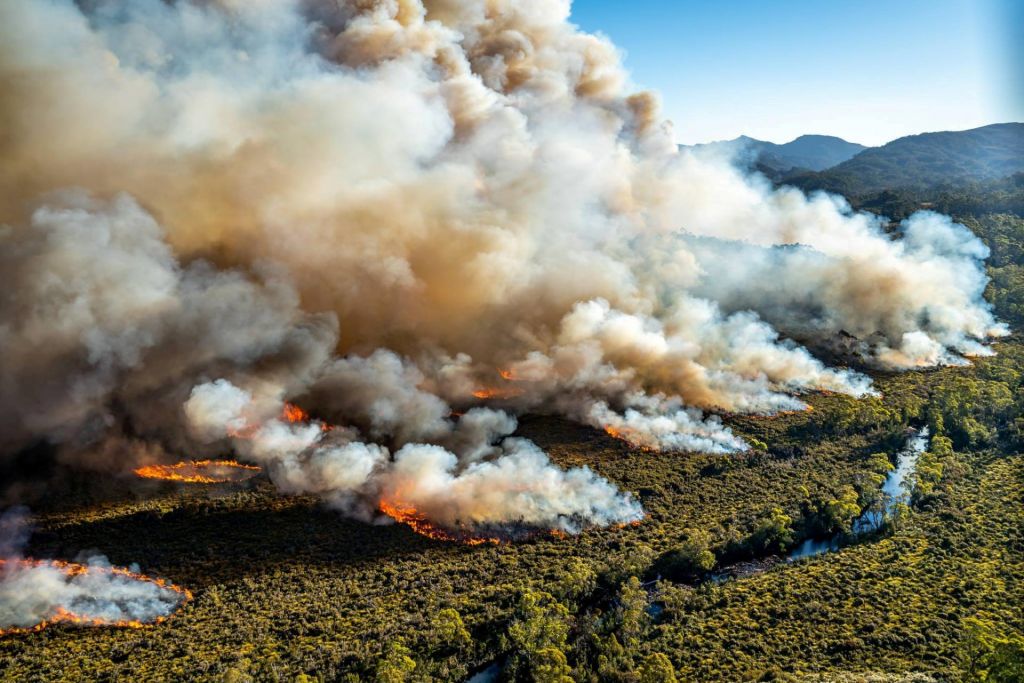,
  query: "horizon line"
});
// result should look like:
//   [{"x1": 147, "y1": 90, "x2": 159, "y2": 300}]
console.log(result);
[{"x1": 674, "y1": 120, "x2": 1023, "y2": 148}]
